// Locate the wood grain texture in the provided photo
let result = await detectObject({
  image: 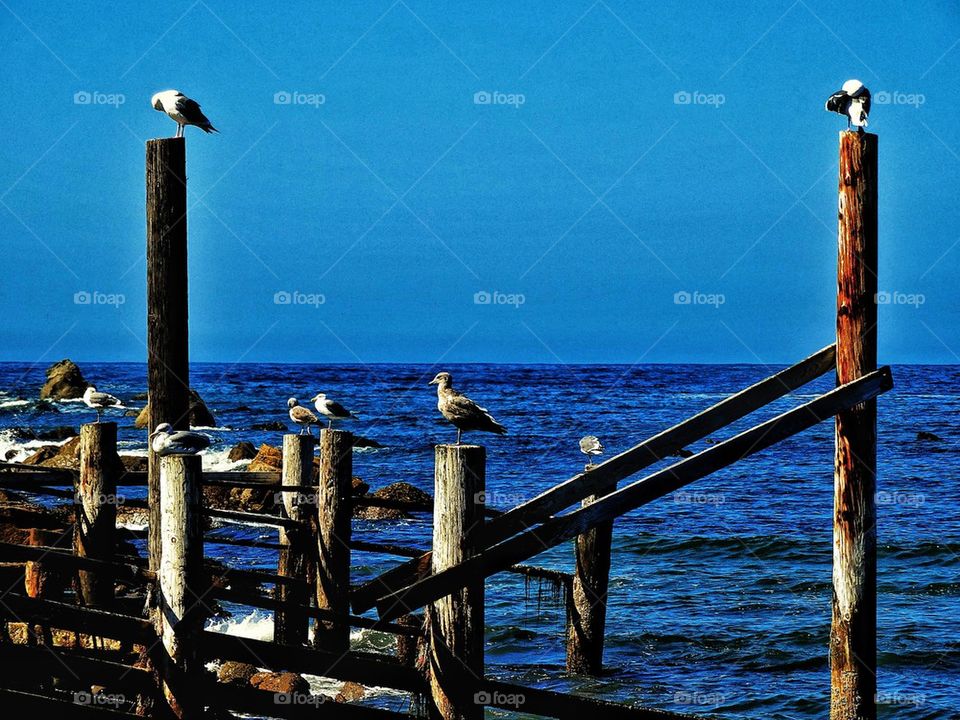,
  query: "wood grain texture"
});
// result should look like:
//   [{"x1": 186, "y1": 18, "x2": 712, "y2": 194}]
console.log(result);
[
  {"x1": 76, "y1": 422, "x2": 117, "y2": 608},
  {"x1": 276, "y1": 434, "x2": 314, "y2": 645},
  {"x1": 831, "y1": 130, "x2": 878, "y2": 720}
]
